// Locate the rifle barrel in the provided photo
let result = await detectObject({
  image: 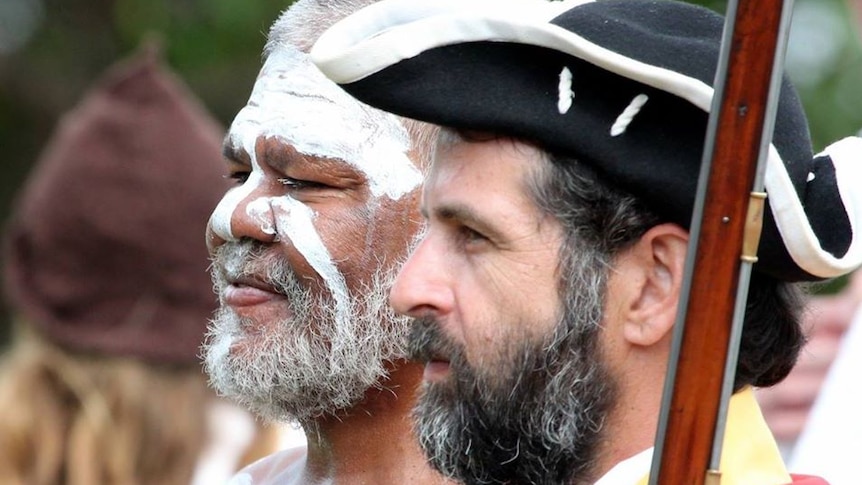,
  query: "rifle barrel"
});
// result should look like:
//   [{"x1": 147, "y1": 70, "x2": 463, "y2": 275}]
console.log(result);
[{"x1": 649, "y1": 0, "x2": 796, "y2": 483}]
